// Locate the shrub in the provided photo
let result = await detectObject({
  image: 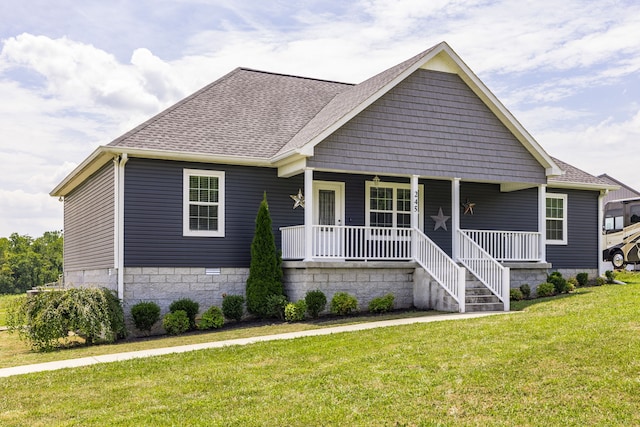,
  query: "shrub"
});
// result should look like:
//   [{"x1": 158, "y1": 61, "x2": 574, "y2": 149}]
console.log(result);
[
  {"x1": 169, "y1": 299, "x2": 199, "y2": 330},
  {"x1": 566, "y1": 280, "x2": 576, "y2": 293},
  {"x1": 265, "y1": 294, "x2": 288, "y2": 320},
  {"x1": 368, "y1": 293, "x2": 395, "y2": 313},
  {"x1": 305, "y1": 290, "x2": 327, "y2": 318},
  {"x1": 605, "y1": 270, "x2": 616, "y2": 284},
  {"x1": 131, "y1": 301, "x2": 161, "y2": 333},
  {"x1": 536, "y1": 282, "x2": 555, "y2": 297},
  {"x1": 246, "y1": 193, "x2": 284, "y2": 317},
  {"x1": 163, "y1": 310, "x2": 190, "y2": 335},
  {"x1": 519, "y1": 284, "x2": 531, "y2": 299},
  {"x1": 222, "y1": 294, "x2": 245, "y2": 322},
  {"x1": 595, "y1": 276, "x2": 606, "y2": 286},
  {"x1": 284, "y1": 300, "x2": 307, "y2": 322},
  {"x1": 198, "y1": 306, "x2": 224, "y2": 330},
  {"x1": 510, "y1": 288, "x2": 524, "y2": 301},
  {"x1": 7, "y1": 287, "x2": 125, "y2": 351},
  {"x1": 330, "y1": 292, "x2": 358, "y2": 316},
  {"x1": 547, "y1": 271, "x2": 568, "y2": 294},
  {"x1": 576, "y1": 272, "x2": 589, "y2": 286}
]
